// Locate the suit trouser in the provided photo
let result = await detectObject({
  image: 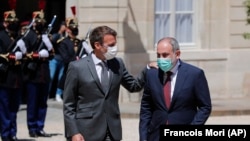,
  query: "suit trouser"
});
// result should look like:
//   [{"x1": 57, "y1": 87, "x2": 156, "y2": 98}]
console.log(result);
[
  {"x1": 26, "y1": 82, "x2": 49, "y2": 133},
  {"x1": 103, "y1": 127, "x2": 120, "y2": 141},
  {"x1": 0, "y1": 86, "x2": 22, "y2": 138},
  {"x1": 66, "y1": 129, "x2": 120, "y2": 141},
  {"x1": 103, "y1": 130, "x2": 113, "y2": 141}
]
